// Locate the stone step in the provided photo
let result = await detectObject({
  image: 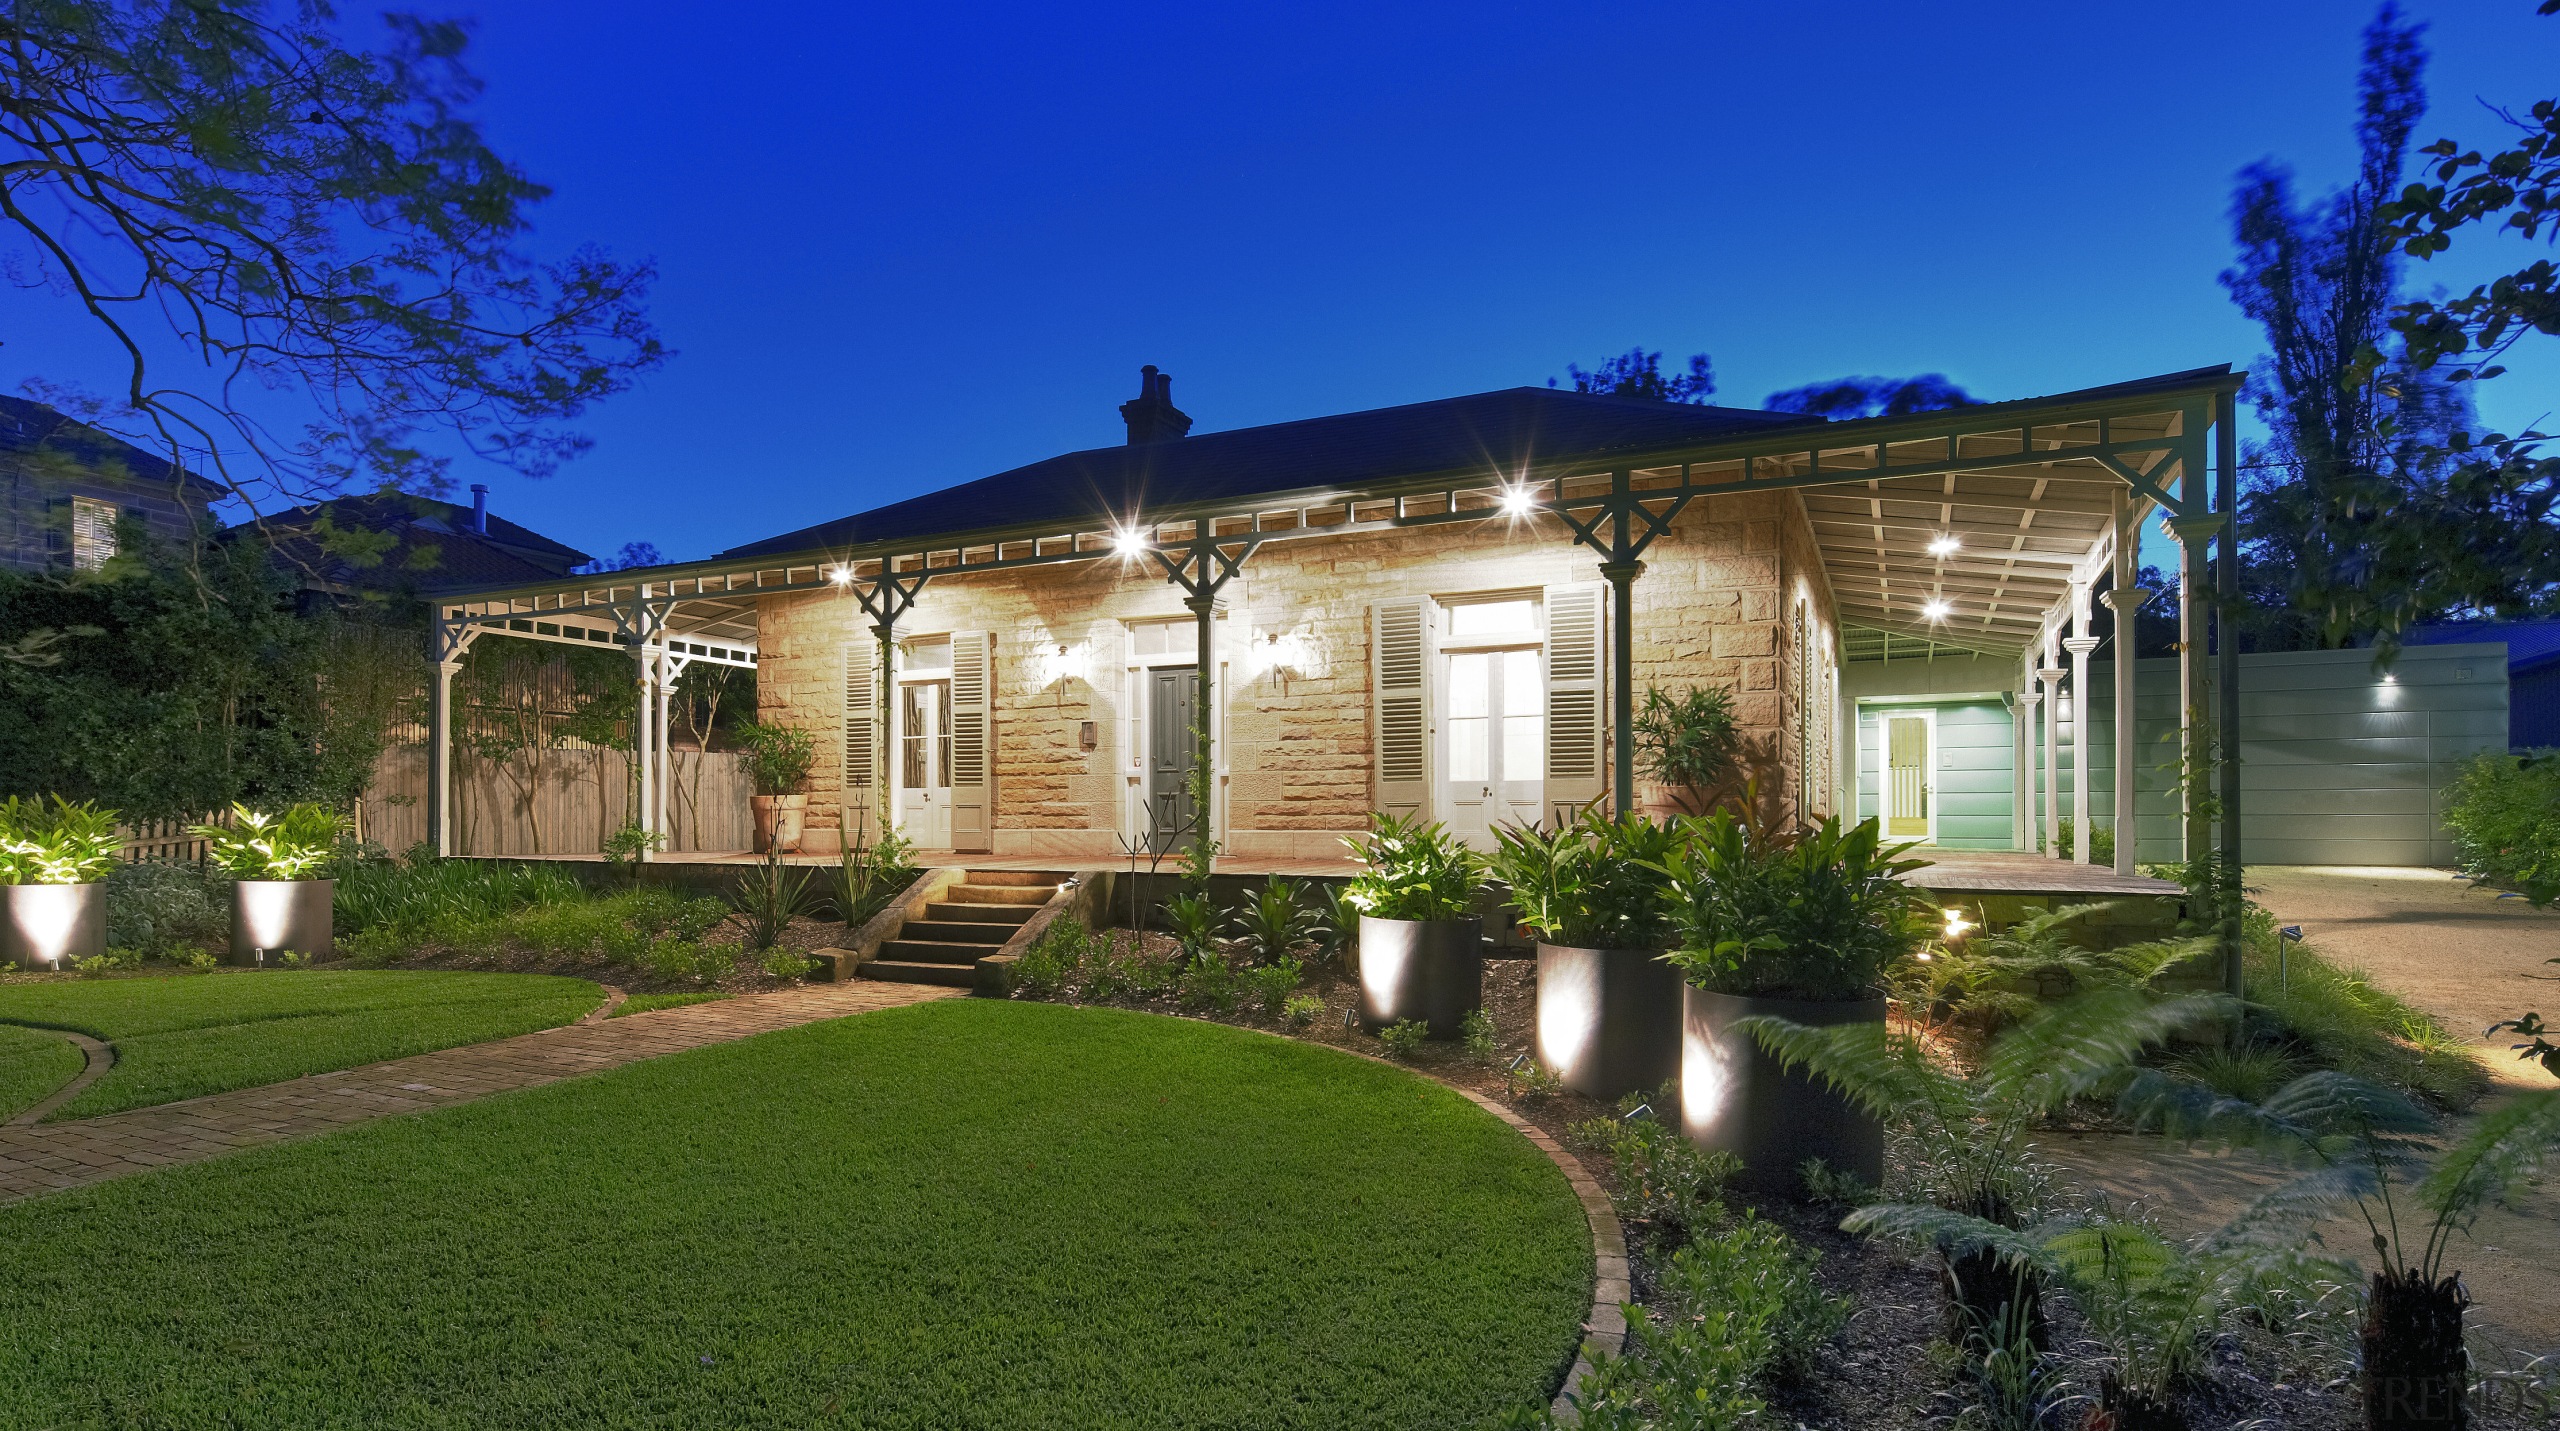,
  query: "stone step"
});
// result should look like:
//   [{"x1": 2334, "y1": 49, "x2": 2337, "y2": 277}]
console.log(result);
[
  {"x1": 963, "y1": 869, "x2": 1070, "y2": 888},
  {"x1": 898, "y1": 920, "x2": 1023, "y2": 945},
  {"x1": 879, "y1": 938, "x2": 1001, "y2": 965},
  {"x1": 949, "y1": 885, "x2": 1052, "y2": 907},
  {"x1": 927, "y1": 901, "x2": 1037, "y2": 924},
  {"x1": 858, "y1": 959, "x2": 976, "y2": 988}
]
